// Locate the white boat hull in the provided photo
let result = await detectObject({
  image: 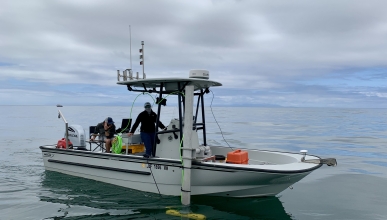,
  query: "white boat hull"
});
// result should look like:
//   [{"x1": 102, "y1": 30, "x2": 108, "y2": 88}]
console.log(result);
[{"x1": 40, "y1": 146, "x2": 321, "y2": 197}]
